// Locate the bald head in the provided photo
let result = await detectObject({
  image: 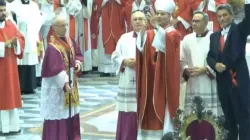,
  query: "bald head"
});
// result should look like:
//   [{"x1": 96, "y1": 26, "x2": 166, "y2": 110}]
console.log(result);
[
  {"x1": 131, "y1": 10, "x2": 147, "y2": 32},
  {"x1": 52, "y1": 15, "x2": 67, "y2": 37}
]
